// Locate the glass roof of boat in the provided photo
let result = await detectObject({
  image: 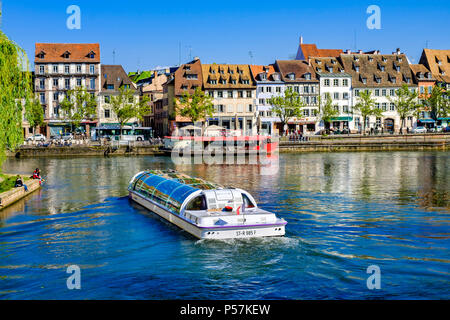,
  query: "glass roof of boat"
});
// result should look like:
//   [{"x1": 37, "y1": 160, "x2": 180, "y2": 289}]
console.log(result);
[{"x1": 131, "y1": 172, "x2": 199, "y2": 209}]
